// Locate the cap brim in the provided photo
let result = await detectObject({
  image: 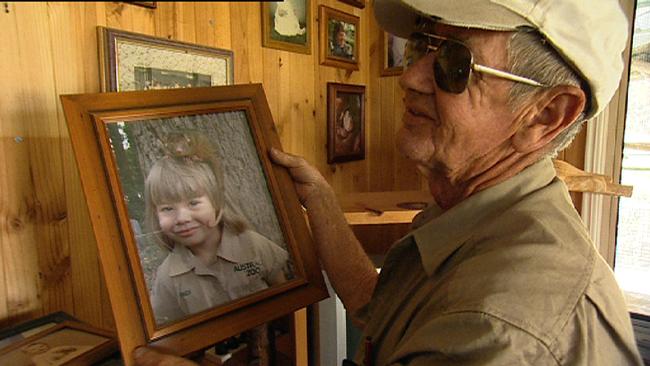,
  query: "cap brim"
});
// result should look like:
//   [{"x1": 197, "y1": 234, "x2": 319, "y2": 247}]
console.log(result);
[
  {"x1": 373, "y1": 0, "x2": 533, "y2": 38},
  {"x1": 373, "y1": 0, "x2": 421, "y2": 38}
]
